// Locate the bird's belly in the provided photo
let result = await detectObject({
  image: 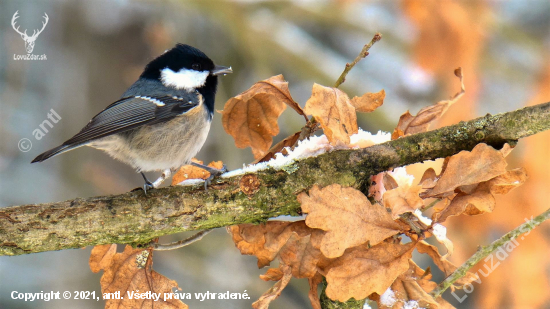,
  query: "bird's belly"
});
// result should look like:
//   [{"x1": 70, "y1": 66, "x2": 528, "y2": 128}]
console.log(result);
[{"x1": 91, "y1": 106, "x2": 211, "y2": 172}]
